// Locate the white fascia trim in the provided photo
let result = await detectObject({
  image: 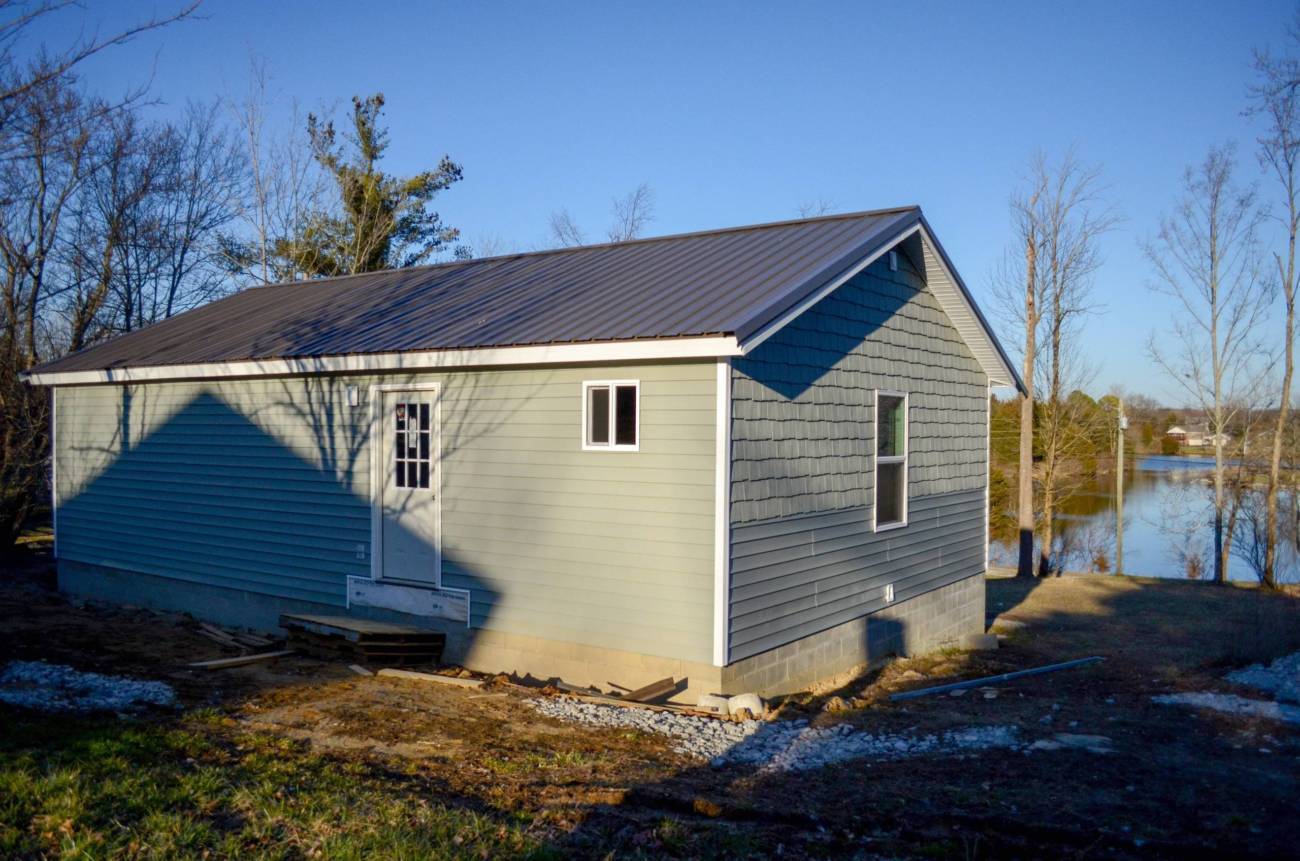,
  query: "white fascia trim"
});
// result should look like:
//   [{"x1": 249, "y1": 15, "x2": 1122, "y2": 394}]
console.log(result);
[
  {"x1": 712, "y1": 358, "x2": 732, "y2": 667},
  {"x1": 24, "y1": 336, "x2": 744, "y2": 387},
  {"x1": 735, "y1": 222, "x2": 1019, "y2": 390},
  {"x1": 740, "y1": 224, "x2": 922, "y2": 354},
  {"x1": 915, "y1": 224, "x2": 1020, "y2": 388}
]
